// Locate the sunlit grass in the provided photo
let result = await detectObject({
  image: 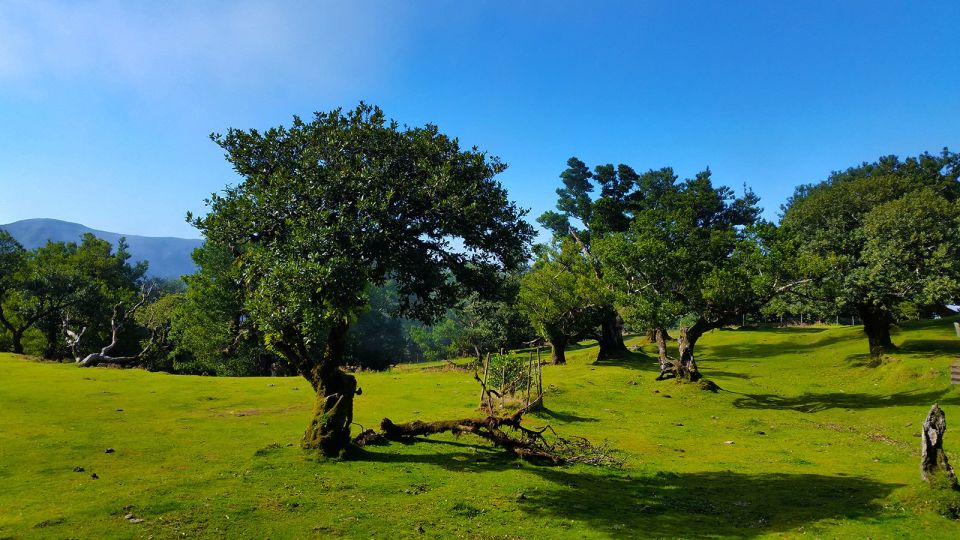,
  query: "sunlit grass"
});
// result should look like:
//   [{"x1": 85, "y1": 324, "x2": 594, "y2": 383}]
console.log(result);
[{"x1": 2, "y1": 318, "x2": 960, "y2": 538}]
